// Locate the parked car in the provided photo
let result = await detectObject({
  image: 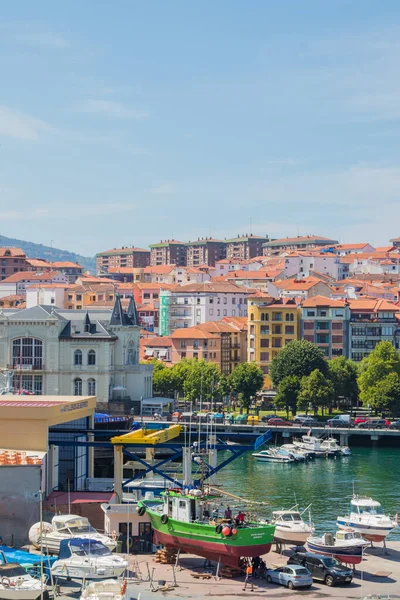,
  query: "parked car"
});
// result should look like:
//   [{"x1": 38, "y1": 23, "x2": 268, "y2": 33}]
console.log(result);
[
  {"x1": 353, "y1": 416, "x2": 369, "y2": 426},
  {"x1": 267, "y1": 417, "x2": 292, "y2": 426},
  {"x1": 266, "y1": 565, "x2": 312, "y2": 590},
  {"x1": 389, "y1": 419, "x2": 400, "y2": 429},
  {"x1": 326, "y1": 415, "x2": 352, "y2": 427},
  {"x1": 293, "y1": 415, "x2": 318, "y2": 425},
  {"x1": 288, "y1": 552, "x2": 353, "y2": 586},
  {"x1": 356, "y1": 418, "x2": 390, "y2": 429}
]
